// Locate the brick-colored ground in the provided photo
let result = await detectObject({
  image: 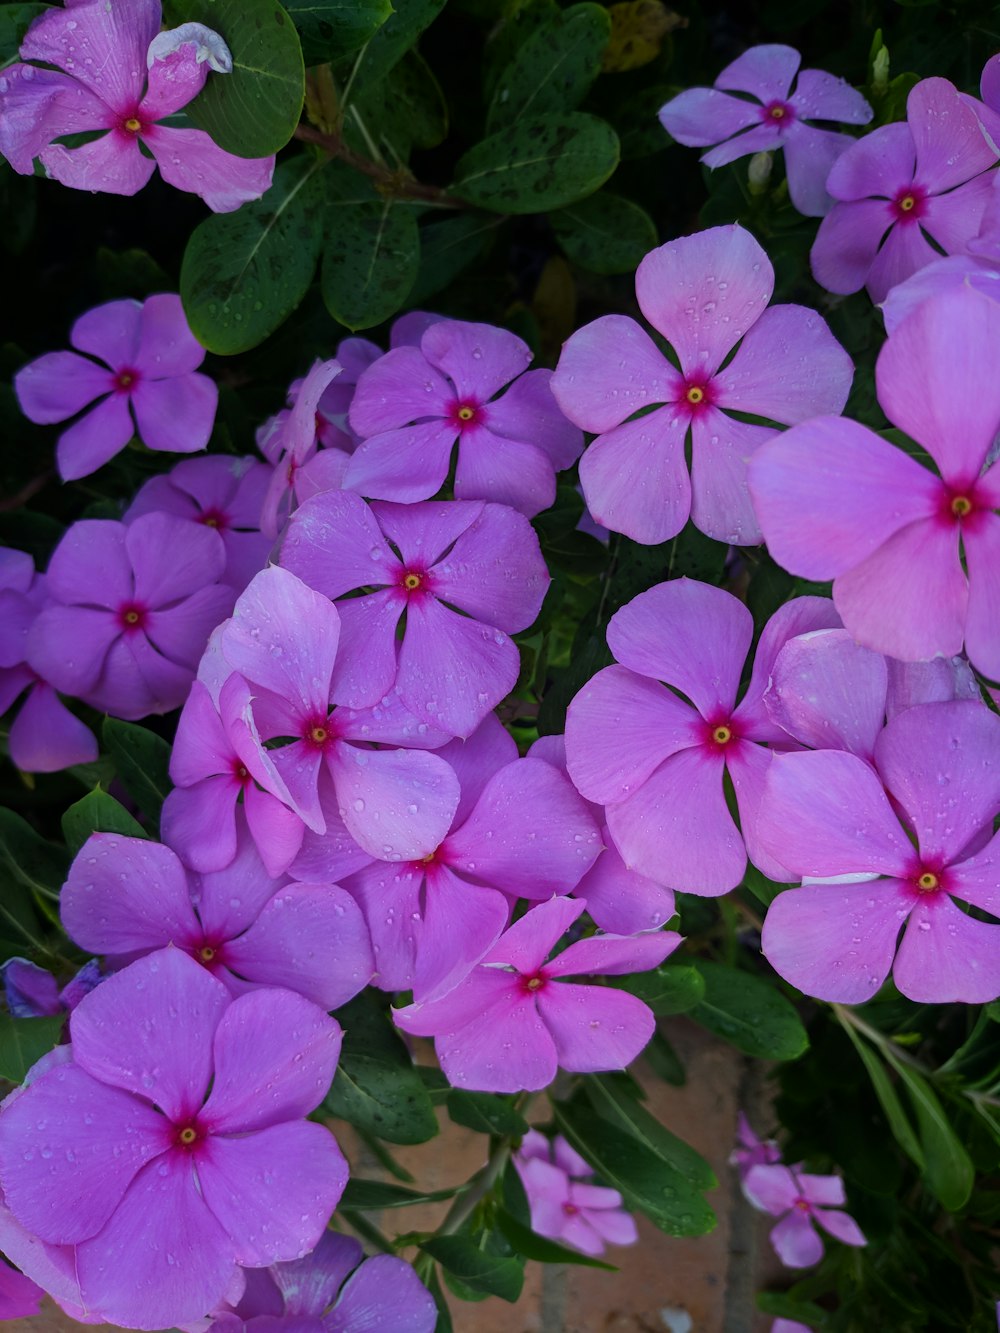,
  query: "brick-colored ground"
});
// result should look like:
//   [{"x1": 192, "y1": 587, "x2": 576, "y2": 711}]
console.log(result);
[{"x1": 5, "y1": 1020, "x2": 776, "y2": 1333}]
